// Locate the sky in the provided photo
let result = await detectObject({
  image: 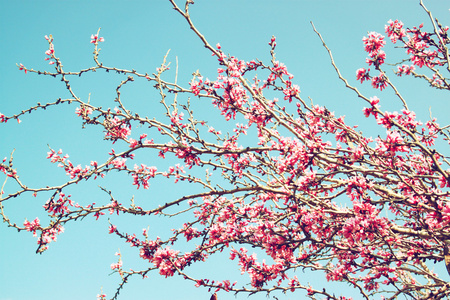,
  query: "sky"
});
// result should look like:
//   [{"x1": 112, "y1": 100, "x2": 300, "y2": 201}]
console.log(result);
[{"x1": 0, "y1": 1, "x2": 449, "y2": 300}]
